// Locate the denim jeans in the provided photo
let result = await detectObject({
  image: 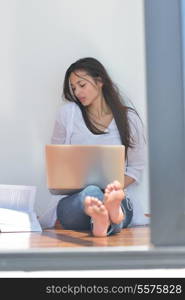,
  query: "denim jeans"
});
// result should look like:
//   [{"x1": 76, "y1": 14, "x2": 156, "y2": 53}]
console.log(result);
[{"x1": 57, "y1": 185, "x2": 133, "y2": 236}]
